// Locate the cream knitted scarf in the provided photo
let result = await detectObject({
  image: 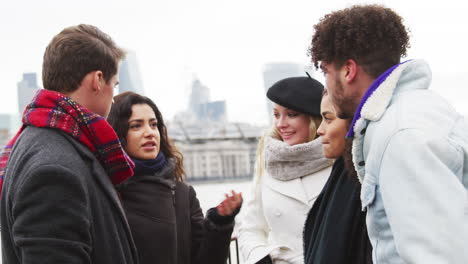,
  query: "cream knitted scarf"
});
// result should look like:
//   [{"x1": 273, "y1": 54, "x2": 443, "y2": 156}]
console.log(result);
[{"x1": 264, "y1": 136, "x2": 332, "y2": 181}]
